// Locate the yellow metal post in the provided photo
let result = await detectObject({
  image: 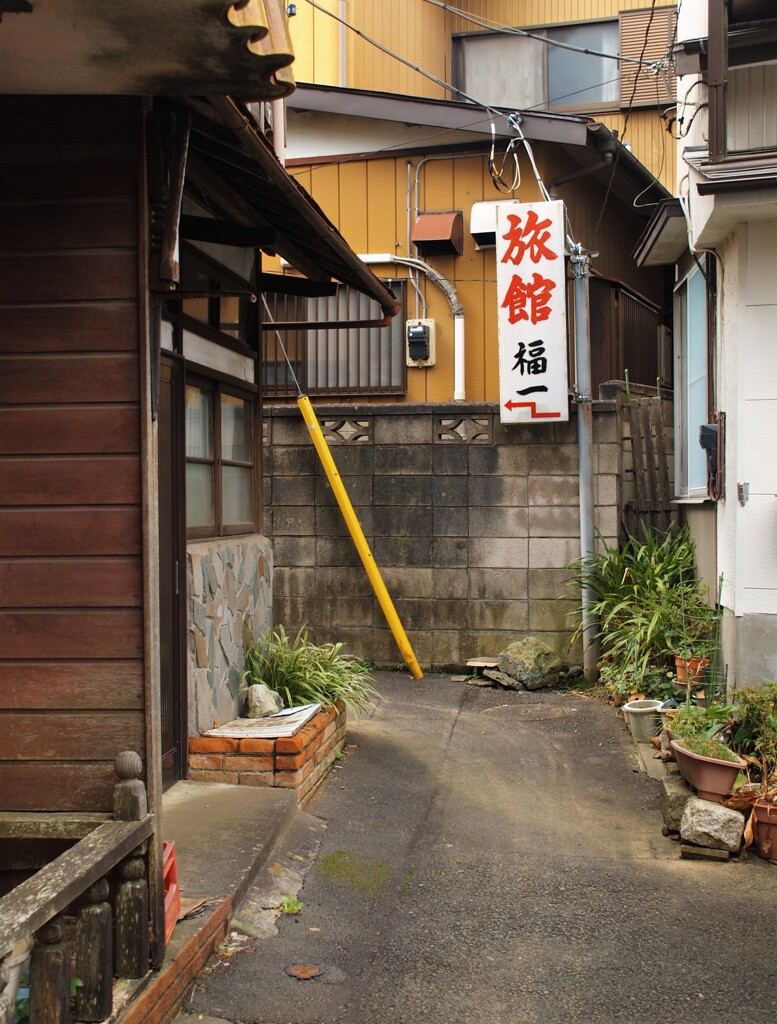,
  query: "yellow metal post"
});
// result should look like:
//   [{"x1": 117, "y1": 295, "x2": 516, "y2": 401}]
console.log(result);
[{"x1": 297, "y1": 396, "x2": 423, "y2": 679}]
